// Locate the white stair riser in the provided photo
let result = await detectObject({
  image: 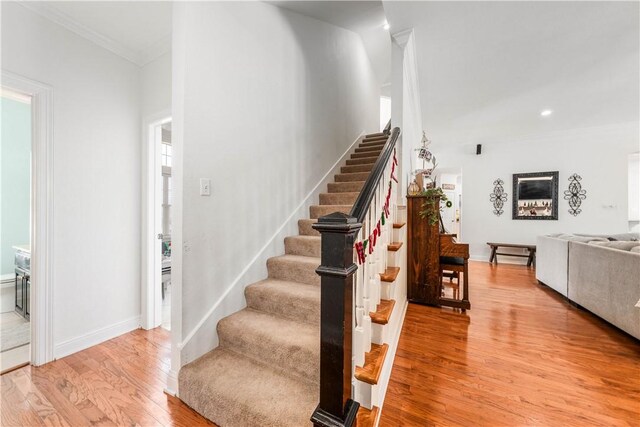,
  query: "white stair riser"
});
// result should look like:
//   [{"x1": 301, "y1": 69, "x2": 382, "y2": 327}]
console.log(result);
[
  {"x1": 387, "y1": 249, "x2": 401, "y2": 268},
  {"x1": 380, "y1": 281, "x2": 393, "y2": 300}
]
